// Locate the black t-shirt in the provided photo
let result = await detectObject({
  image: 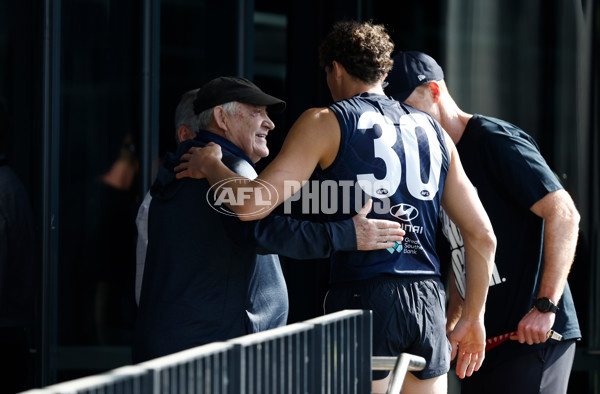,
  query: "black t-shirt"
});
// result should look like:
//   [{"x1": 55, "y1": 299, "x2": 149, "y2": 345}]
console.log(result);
[{"x1": 449, "y1": 114, "x2": 581, "y2": 367}]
